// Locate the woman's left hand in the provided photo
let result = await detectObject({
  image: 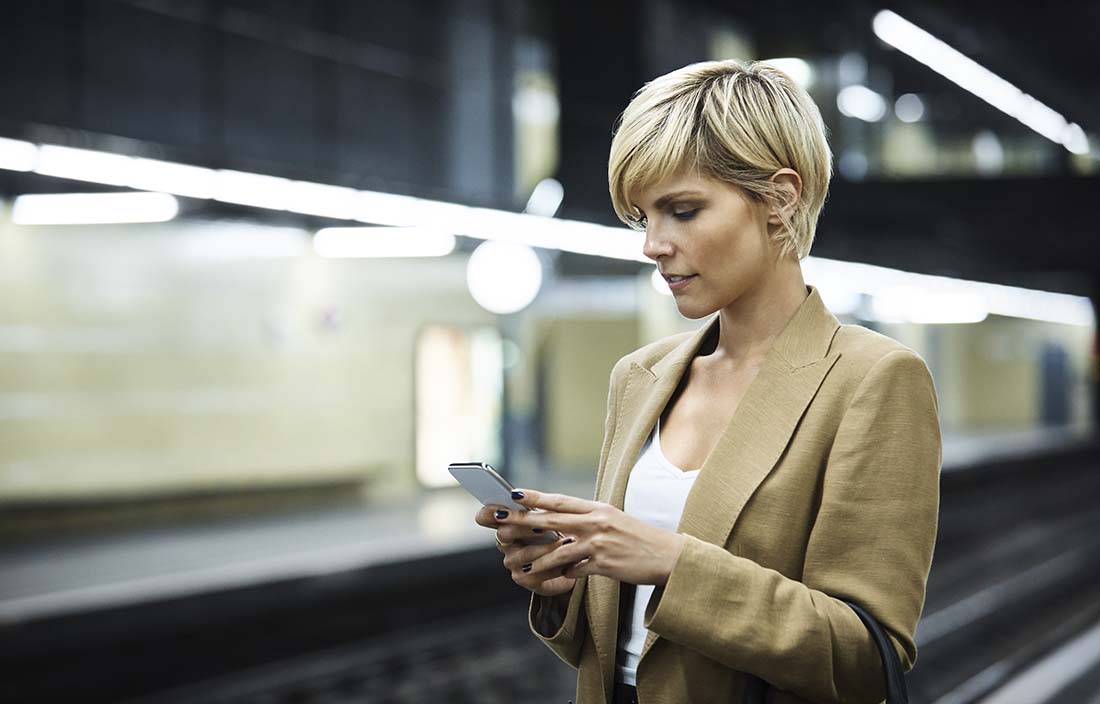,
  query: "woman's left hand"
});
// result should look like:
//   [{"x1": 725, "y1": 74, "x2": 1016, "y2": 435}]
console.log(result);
[{"x1": 497, "y1": 488, "x2": 688, "y2": 586}]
